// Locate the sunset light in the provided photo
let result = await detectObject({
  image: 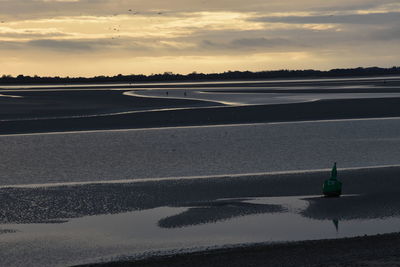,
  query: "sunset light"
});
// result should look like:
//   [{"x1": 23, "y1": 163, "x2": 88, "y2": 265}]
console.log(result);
[{"x1": 1, "y1": 0, "x2": 399, "y2": 76}]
